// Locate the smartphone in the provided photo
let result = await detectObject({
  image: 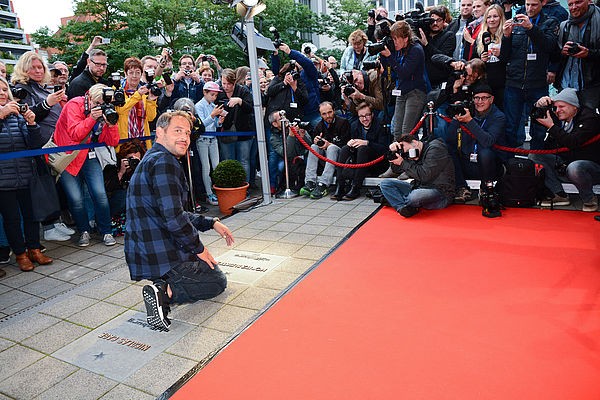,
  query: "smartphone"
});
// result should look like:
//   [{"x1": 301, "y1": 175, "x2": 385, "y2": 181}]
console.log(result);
[
  {"x1": 53, "y1": 85, "x2": 62, "y2": 92},
  {"x1": 512, "y1": 17, "x2": 522, "y2": 25},
  {"x1": 101, "y1": 37, "x2": 111, "y2": 44}
]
